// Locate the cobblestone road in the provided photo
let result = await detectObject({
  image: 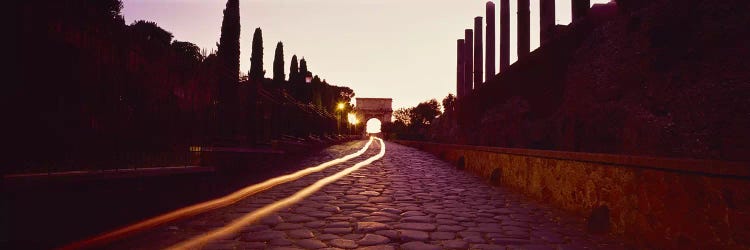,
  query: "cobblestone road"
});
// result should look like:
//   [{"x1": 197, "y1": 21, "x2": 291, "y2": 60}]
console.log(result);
[{"x1": 112, "y1": 139, "x2": 625, "y2": 249}]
